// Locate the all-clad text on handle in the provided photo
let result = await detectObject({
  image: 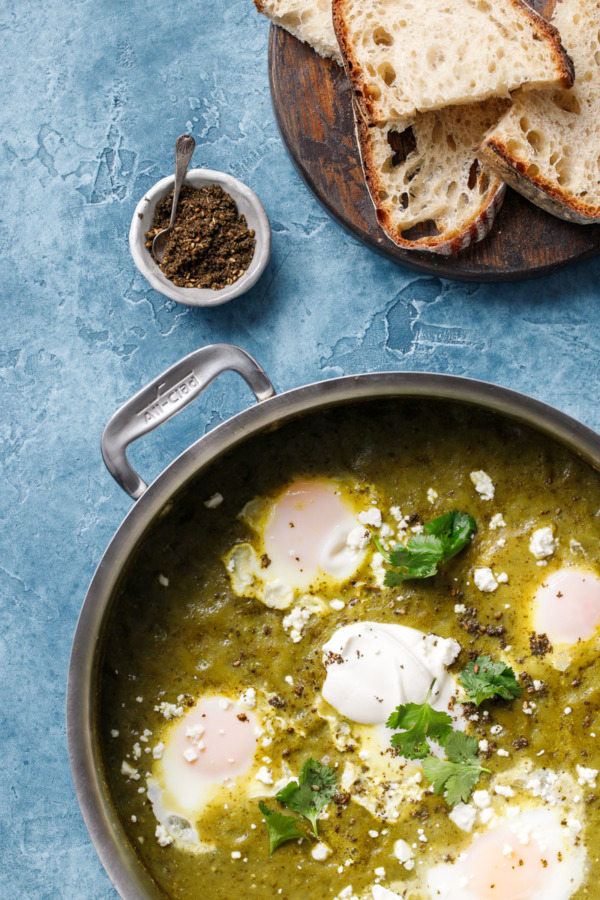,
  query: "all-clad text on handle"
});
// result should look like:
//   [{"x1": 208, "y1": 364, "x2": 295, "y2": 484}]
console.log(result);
[{"x1": 101, "y1": 344, "x2": 275, "y2": 500}]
